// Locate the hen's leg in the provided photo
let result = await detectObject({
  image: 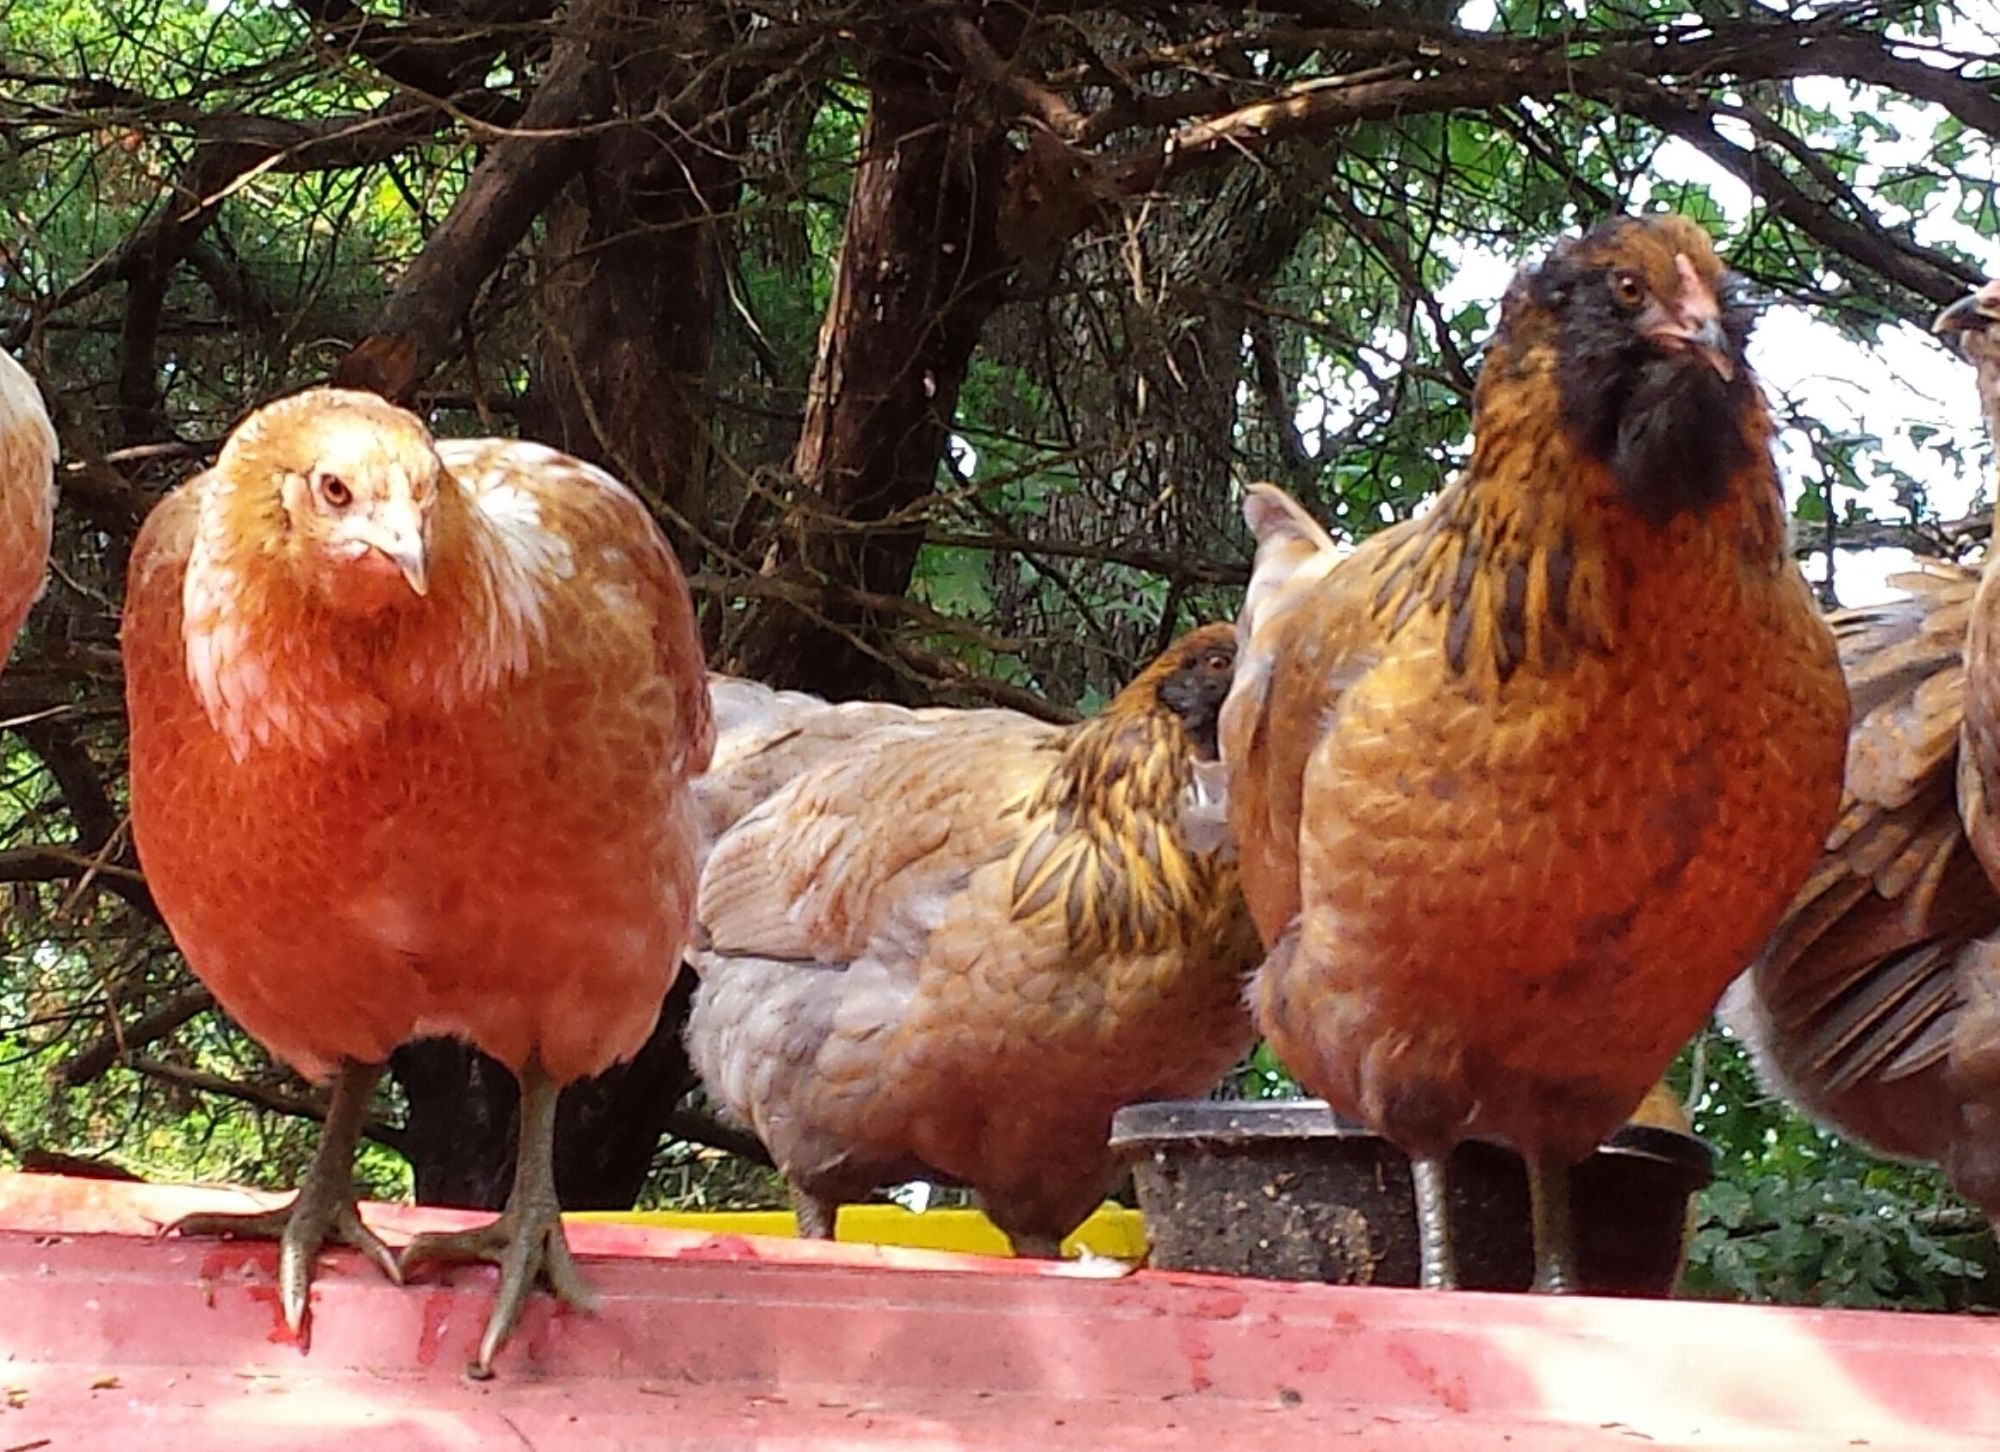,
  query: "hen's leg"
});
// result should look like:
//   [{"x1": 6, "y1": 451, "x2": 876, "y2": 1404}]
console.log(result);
[
  {"x1": 398, "y1": 1062, "x2": 593, "y2": 1377},
  {"x1": 790, "y1": 1181, "x2": 839, "y2": 1240},
  {"x1": 1410, "y1": 1155, "x2": 1456, "y2": 1290},
  {"x1": 1010, "y1": 1230, "x2": 1065, "y2": 1259},
  {"x1": 1525, "y1": 1151, "x2": 1579, "y2": 1294},
  {"x1": 168, "y1": 1060, "x2": 399, "y2": 1335}
]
